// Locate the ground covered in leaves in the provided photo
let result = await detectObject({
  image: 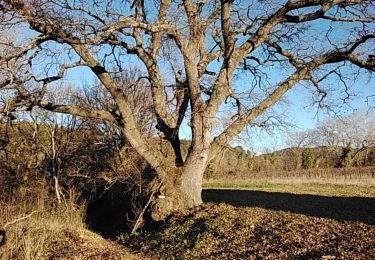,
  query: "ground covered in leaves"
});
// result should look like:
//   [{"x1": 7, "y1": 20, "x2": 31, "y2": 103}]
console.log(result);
[{"x1": 124, "y1": 203, "x2": 375, "y2": 259}]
